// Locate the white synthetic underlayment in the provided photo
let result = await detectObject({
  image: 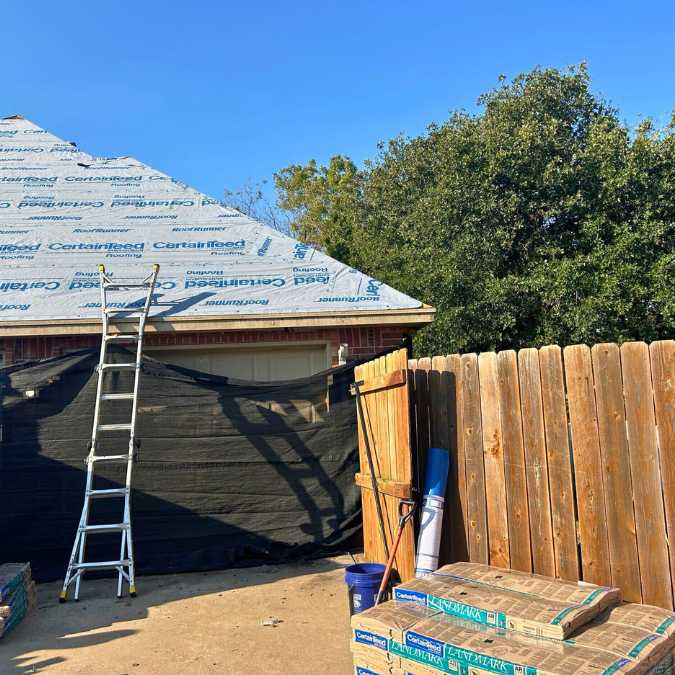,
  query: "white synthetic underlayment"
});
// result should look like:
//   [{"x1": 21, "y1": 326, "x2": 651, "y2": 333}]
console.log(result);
[{"x1": 0, "y1": 117, "x2": 421, "y2": 321}]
